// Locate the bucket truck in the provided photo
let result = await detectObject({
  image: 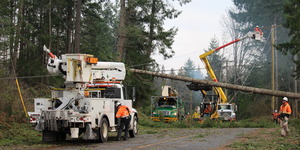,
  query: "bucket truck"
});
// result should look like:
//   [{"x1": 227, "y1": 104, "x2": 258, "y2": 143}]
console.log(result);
[
  {"x1": 188, "y1": 27, "x2": 264, "y2": 121},
  {"x1": 28, "y1": 46, "x2": 138, "y2": 142}
]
